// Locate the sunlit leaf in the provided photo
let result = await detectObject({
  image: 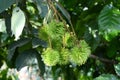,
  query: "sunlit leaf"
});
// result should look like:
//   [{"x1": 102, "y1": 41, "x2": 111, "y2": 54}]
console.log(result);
[
  {"x1": 114, "y1": 63, "x2": 120, "y2": 76},
  {"x1": 94, "y1": 74, "x2": 119, "y2": 80},
  {"x1": 98, "y1": 4, "x2": 120, "y2": 41},
  {"x1": 0, "y1": 19, "x2": 6, "y2": 33},
  {"x1": 11, "y1": 7, "x2": 26, "y2": 40}
]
